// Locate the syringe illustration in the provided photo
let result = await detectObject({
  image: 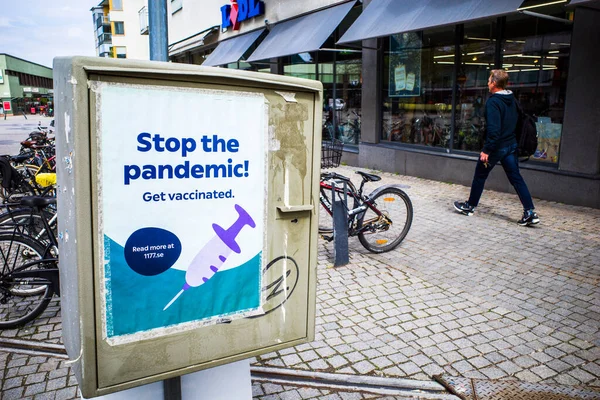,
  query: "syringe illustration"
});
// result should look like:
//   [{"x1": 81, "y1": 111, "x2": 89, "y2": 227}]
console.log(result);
[{"x1": 163, "y1": 204, "x2": 256, "y2": 311}]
